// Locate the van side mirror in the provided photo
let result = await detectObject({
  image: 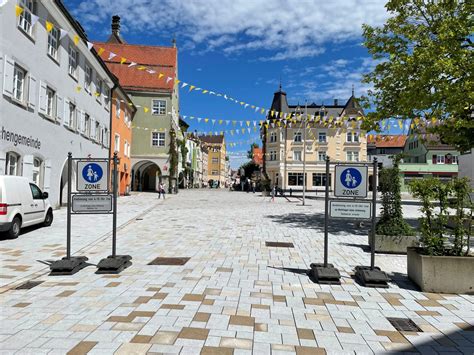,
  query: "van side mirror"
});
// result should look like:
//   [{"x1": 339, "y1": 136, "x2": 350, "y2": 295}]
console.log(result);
[{"x1": 42, "y1": 192, "x2": 49, "y2": 199}]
